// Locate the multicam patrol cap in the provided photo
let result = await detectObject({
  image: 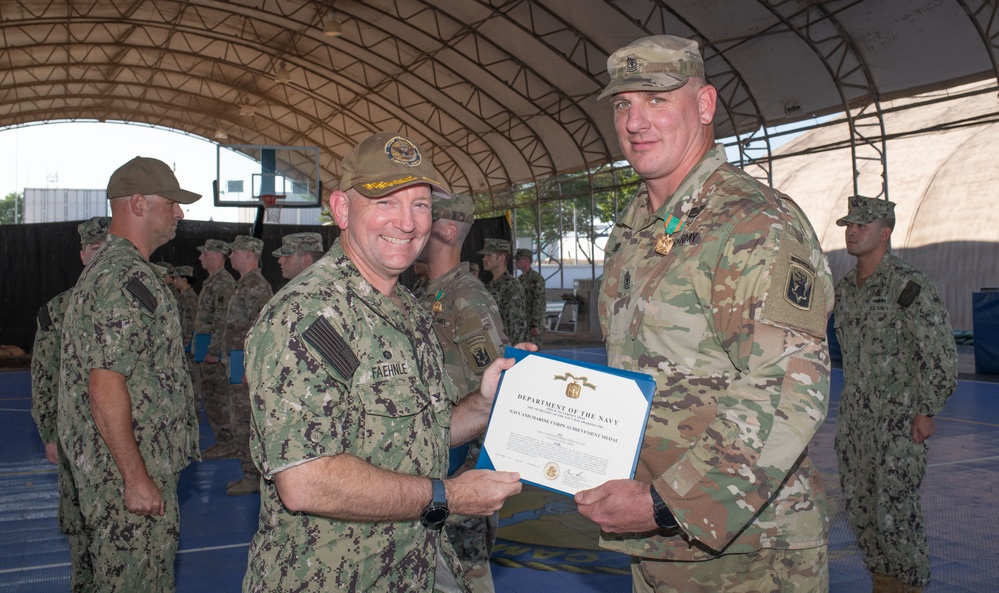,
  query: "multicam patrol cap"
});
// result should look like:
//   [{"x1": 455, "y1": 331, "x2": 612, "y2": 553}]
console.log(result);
[
  {"x1": 272, "y1": 232, "x2": 324, "y2": 257},
  {"x1": 197, "y1": 238, "x2": 231, "y2": 255},
  {"x1": 477, "y1": 238, "x2": 512, "y2": 256},
  {"x1": 597, "y1": 35, "x2": 704, "y2": 101},
  {"x1": 229, "y1": 235, "x2": 264, "y2": 255},
  {"x1": 432, "y1": 193, "x2": 474, "y2": 224},
  {"x1": 514, "y1": 248, "x2": 533, "y2": 260},
  {"x1": 107, "y1": 156, "x2": 201, "y2": 204},
  {"x1": 835, "y1": 195, "x2": 896, "y2": 226},
  {"x1": 173, "y1": 265, "x2": 195, "y2": 278},
  {"x1": 77, "y1": 216, "x2": 110, "y2": 245},
  {"x1": 339, "y1": 131, "x2": 452, "y2": 201}
]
